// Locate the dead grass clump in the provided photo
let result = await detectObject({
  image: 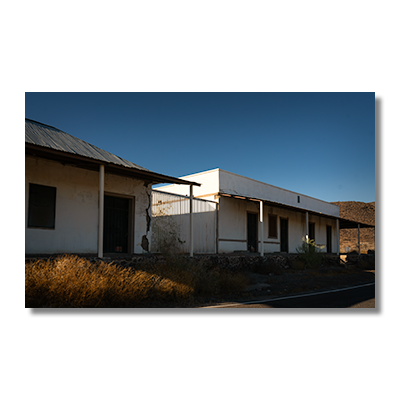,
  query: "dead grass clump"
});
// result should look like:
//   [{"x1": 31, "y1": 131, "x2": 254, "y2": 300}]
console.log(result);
[
  {"x1": 150, "y1": 256, "x2": 242, "y2": 296},
  {"x1": 190, "y1": 266, "x2": 220, "y2": 296},
  {"x1": 25, "y1": 255, "x2": 193, "y2": 308},
  {"x1": 217, "y1": 271, "x2": 250, "y2": 294},
  {"x1": 26, "y1": 254, "x2": 252, "y2": 307}
]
